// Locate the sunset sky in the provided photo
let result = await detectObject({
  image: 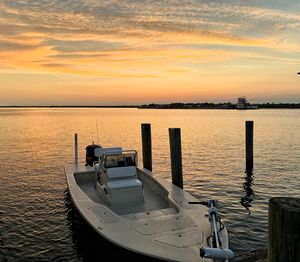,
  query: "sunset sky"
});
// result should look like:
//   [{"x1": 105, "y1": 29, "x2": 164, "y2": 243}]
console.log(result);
[{"x1": 0, "y1": 0, "x2": 300, "y2": 105}]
